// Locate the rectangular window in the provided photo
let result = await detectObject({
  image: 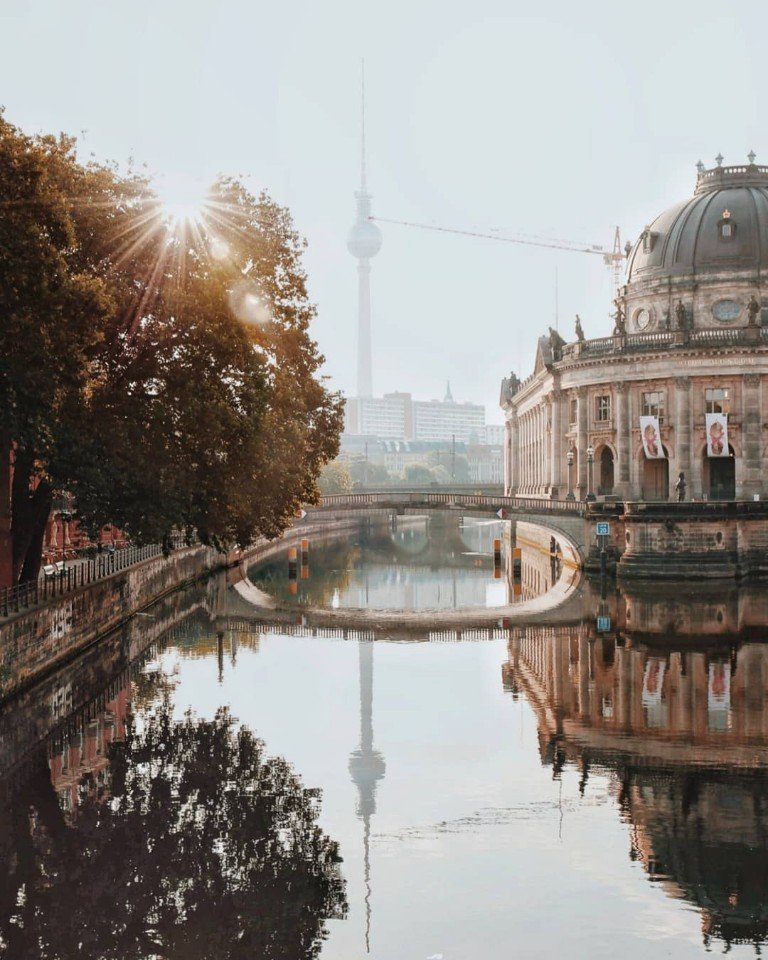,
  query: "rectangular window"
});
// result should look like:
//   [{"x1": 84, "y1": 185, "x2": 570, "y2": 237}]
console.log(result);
[
  {"x1": 595, "y1": 395, "x2": 611, "y2": 422},
  {"x1": 705, "y1": 387, "x2": 730, "y2": 414},
  {"x1": 642, "y1": 390, "x2": 666, "y2": 421},
  {"x1": 569, "y1": 398, "x2": 577, "y2": 424}
]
